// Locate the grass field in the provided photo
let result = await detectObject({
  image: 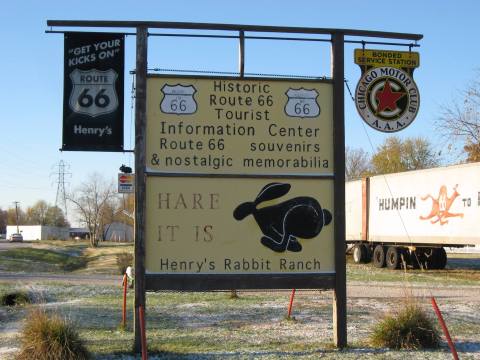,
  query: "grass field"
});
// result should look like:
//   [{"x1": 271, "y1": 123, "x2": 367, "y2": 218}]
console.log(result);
[
  {"x1": 0, "y1": 240, "x2": 133, "y2": 274},
  {"x1": 0, "y1": 241, "x2": 479, "y2": 359}
]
